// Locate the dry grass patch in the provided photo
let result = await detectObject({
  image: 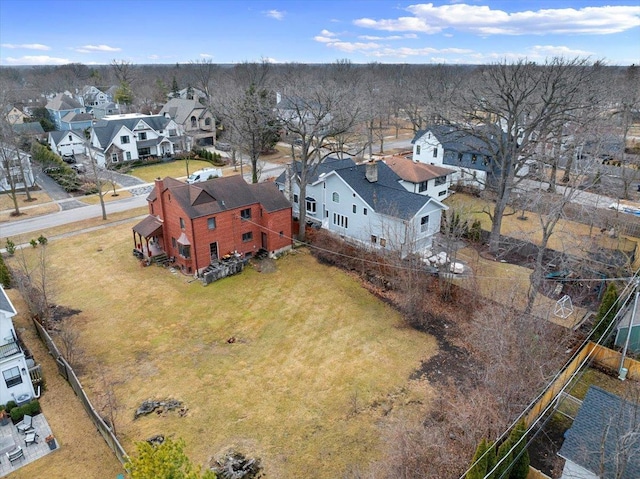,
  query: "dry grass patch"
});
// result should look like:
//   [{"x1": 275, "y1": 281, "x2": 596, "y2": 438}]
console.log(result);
[
  {"x1": 12, "y1": 226, "x2": 437, "y2": 478},
  {"x1": 0, "y1": 191, "x2": 53, "y2": 210},
  {"x1": 80, "y1": 187, "x2": 133, "y2": 205},
  {"x1": 129, "y1": 160, "x2": 221, "y2": 182},
  {"x1": 0, "y1": 202, "x2": 60, "y2": 222}
]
